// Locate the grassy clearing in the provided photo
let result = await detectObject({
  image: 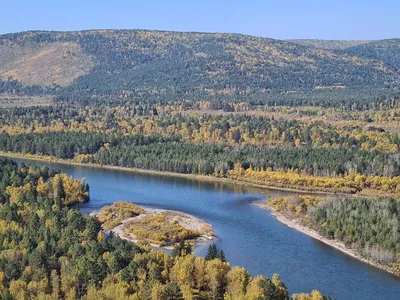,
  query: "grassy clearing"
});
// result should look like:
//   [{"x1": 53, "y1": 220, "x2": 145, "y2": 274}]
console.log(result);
[
  {"x1": 0, "y1": 95, "x2": 52, "y2": 107},
  {"x1": 97, "y1": 201, "x2": 145, "y2": 230}
]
